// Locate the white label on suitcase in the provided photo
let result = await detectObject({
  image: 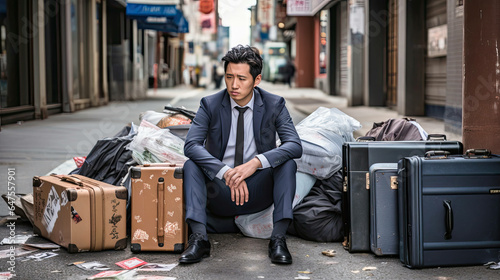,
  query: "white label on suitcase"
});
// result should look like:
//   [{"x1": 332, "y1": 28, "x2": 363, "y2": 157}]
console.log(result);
[{"x1": 42, "y1": 186, "x2": 61, "y2": 234}]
